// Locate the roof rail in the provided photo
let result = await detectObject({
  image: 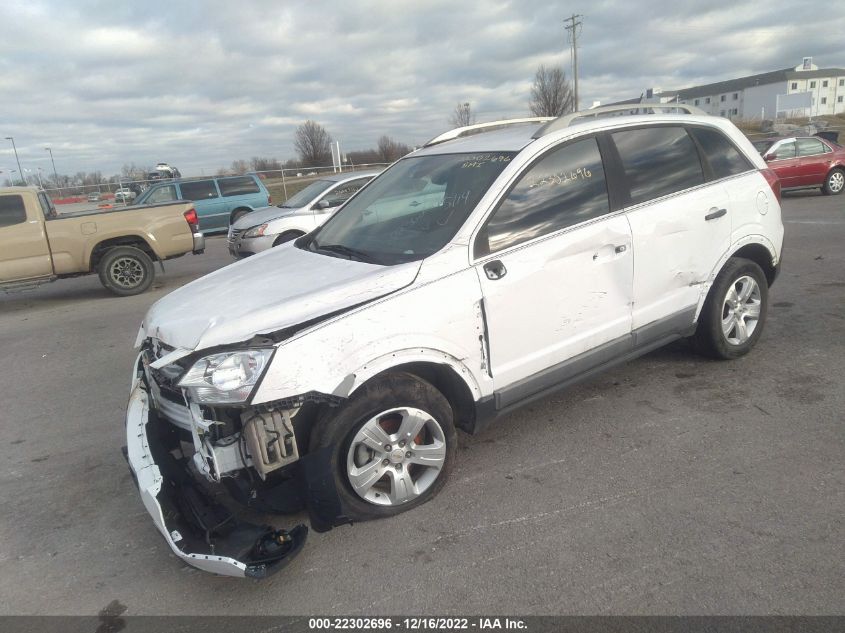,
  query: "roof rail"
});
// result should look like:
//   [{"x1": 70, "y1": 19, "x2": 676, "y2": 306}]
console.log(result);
[
  {"x1": 424, "y1": 117, "x2": 555, "y2": 147},
  {"x1": 532, "y1": 103, "x2": 707, "y2": 139}
]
